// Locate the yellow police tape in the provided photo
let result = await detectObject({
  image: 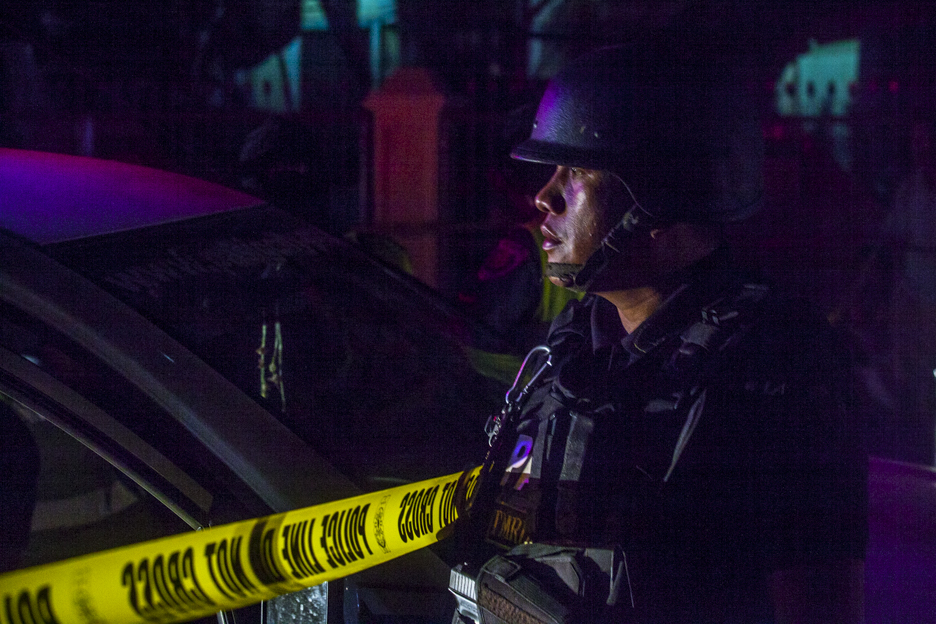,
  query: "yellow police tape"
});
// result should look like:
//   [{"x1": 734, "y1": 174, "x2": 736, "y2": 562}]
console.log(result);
[{"x1": 0, "y1": 466, "x2": 480, "y2": 624}]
